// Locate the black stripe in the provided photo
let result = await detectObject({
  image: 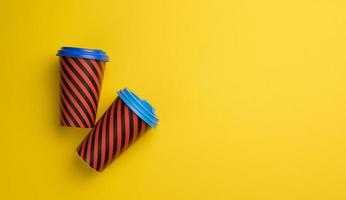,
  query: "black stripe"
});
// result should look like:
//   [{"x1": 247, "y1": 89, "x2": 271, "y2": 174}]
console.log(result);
[
  {"x1": 103, "y1": 105, "x2": 112, "y2": 166},
  {"x1": 96, "y1": 118, "x2": 104, "y2": 171},
  {"x1": 72, "y1": 57, "x2": 100, "y2": 95},
  {"x1": 60, "y1": 115, "x2": 69, "y2": 126},
  {"x1": 83, "y1": 134, "x2": 90, "y2": 160},
  {"x1": 90, "y1": 123, "x2": 101, "y2": 167},
  {"x1": 129, "y1": 107, "x2": 134, "y2": 144},
  {"x1": 60, "y1": 103, "x2": 70, "y2": 126},
  {"x1": 113, "y1": 98, "x2": 119, "y2": 157},
  {"x1": 85, "y1": 59, "x2": 102, "y2": 82},
  {"x1": 61, "y1": 89, "x2": 89, "y2": 127},
  {"x1": 96, "y1": 60, "x2": 105, "y2": 74},
  {"x1": 121, "y1": 100, "x2": 126, "y2": 153},
  {"x1": 61, "y1": 62, "x2": 96, "y2": 116},
  {"x1": 89, "y1": 129, "x2": 96, "y2": 169},
  {"x1": 61, "y1": 94, "x2": 79, "y2": 127},
  {"x1": 137, "y1": 117, "x2": 142, "y2": 138},
  {"x1": 61, "y1": 78, "x2": 93, "y2": 125},
  {"x1": 77, "y1": 144, "x2": 82, "y2": 155},
  {"x1": 62, "y1": 57, "x2": 98, "y2": 105}
]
